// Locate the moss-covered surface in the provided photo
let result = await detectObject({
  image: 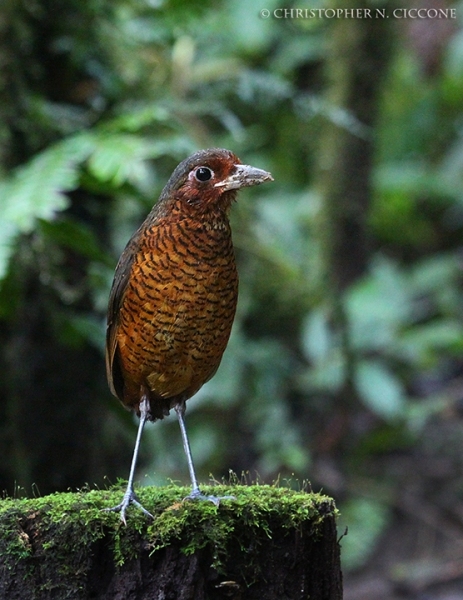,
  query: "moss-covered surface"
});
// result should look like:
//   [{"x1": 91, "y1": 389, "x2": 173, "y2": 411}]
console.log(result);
[{"x1": 0, "y1": 484, "x2": 341, "y2": 599}]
